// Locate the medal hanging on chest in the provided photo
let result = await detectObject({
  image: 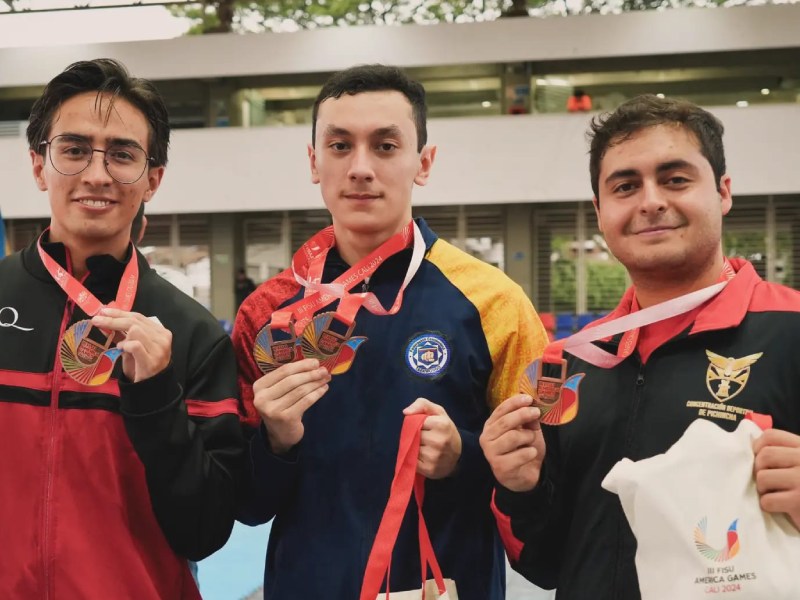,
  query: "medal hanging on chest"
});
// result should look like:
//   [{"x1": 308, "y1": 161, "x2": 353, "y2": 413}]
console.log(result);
[
  {"x1": 38, "y1": 236, "x2": 139, "y2": 386},
  {"x1": 253, "y1": 221, "x2": 424, "y2": 375}
]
